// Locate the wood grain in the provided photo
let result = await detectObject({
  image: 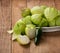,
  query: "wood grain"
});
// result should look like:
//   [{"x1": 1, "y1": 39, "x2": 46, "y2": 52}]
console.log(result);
[
  {"x1": 12, "y1": 0, "x2": 27, "y2": 53},
  {"x1": 27, "y1": 0, "x2": 39, "y2": 8},
  {"x1": 55, "y1": 0, "x2": 60, "y2": 9},
  {"x1": 0, "y1": 0, "x2": 12, "y2": 53},
  {"x1": 39, "y1": 0, "x2": 55, "y2": 7},
  {"x1": 12, "y1": 0, "x2": 27, "y2": 26},
  {"x1": 0, "y1": 0, "x2": 60, "y2": 53}
]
